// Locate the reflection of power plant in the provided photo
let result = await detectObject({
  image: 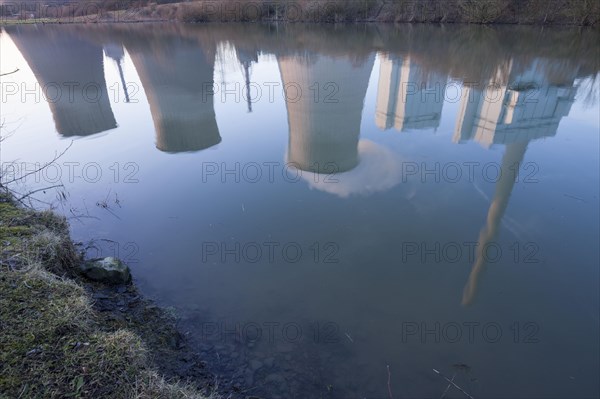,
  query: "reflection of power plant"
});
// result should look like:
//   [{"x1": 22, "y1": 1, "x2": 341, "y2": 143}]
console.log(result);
[
  {"x1": 375, "y1": 54, "x2": 446, "y2": 132},
  {"x1": 7, "y1": 28, "x2": 117, "y2": 136},
  {"x1": 235, "y1": 48, "x2": 259, "y2": 113},
  {"x1": 278, "y1": 54, "x2": 375, "y2": 173},
  {"x1": 104, "y1": 43, "x2": 130, "y2": 103},
  {"x1": 459, "y1": 60, "x2": 578, "y2": 305},
  {"x1": 462, "y1": 141, "x2": 528, "y2": 305},
  {"x1": 125, "y1": 38, "x2": 221, "y2": 153},
  {"x1": 454, "y1": 60, "x2": 577, "y2": 148}
]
